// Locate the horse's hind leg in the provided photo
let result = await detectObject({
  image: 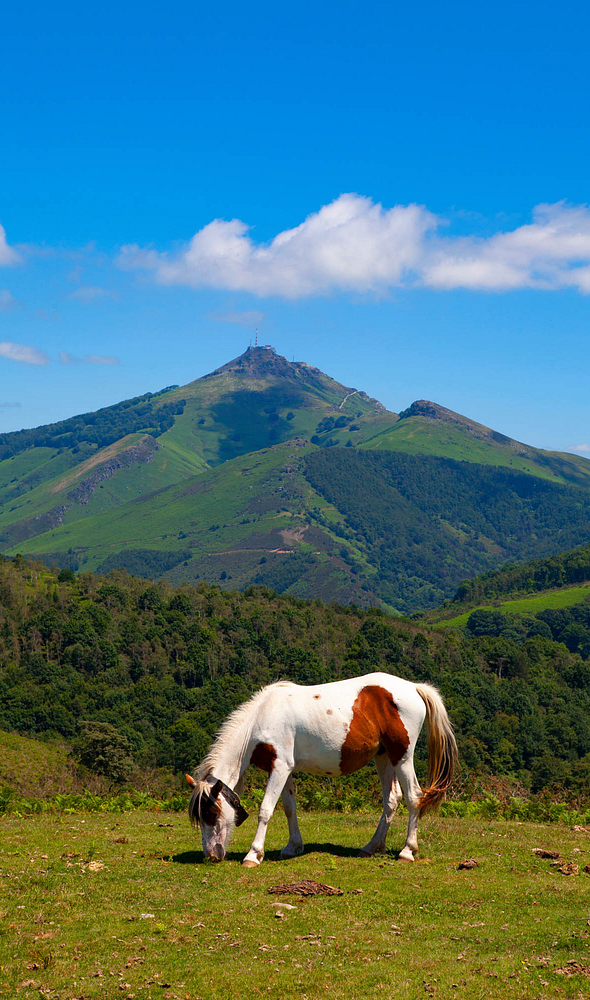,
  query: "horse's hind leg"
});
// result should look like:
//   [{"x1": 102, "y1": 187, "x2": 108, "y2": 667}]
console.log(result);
[
  {"x1": 242, "y1": 761, "x2": 293, "y2": 868},
  {"x1": 360, "y1": 754, "x2": 402, "y2": 857},
  {"x1": 279, "y1": 775, "x2": 304, "y2": 859},
  {"x1": 395, "y1": 757, "x2": 422, "y2": 862}
]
